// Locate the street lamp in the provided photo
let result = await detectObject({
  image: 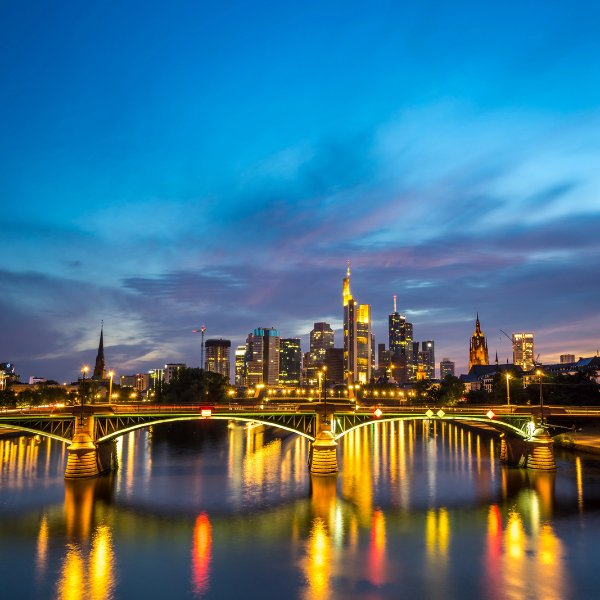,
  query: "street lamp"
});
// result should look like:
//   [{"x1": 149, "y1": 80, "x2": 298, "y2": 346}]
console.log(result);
[
  {"x1": 81, "y1": 366, "x2": 89, "y2": 406},
  {"x1": 321, "y1": 366, "x2": 328, "y2": 424},
  {"x1": 505, "y1": 373, "x2": 511, "y2": 408},
  {"x1": 536, "y1": 369, "x2": 545, "y2": 425},
  {"x1": 108, "y1": 371, "x2": 114, "y2": 403}
]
